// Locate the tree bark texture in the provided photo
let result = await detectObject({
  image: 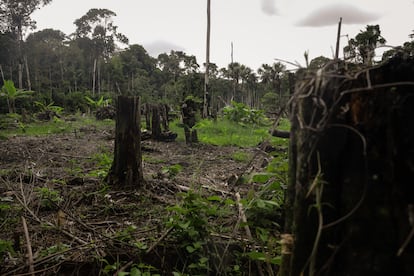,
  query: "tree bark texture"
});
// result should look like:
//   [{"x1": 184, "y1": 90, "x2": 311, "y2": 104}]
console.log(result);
[
  {"x1": 281, "y1": 56, "x2": 414, "y2": 276},
  {"x1": 106, "y1": 96, "x2": 143, "y2": 187},
  {"x1": 151, "y1": 104, "x2": 162, "y2": 140}
]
